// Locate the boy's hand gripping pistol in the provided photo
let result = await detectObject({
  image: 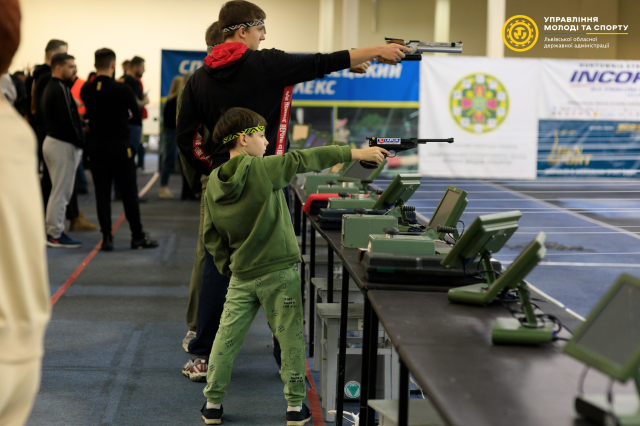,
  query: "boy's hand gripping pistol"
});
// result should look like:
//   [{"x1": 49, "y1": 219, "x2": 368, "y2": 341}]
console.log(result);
[
  {"x1": 378, "y1": 38, "x2": 463, "y2": 65},
  {"x1": 360, "y1": 137, "x2": 454, "y2": 168}
]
